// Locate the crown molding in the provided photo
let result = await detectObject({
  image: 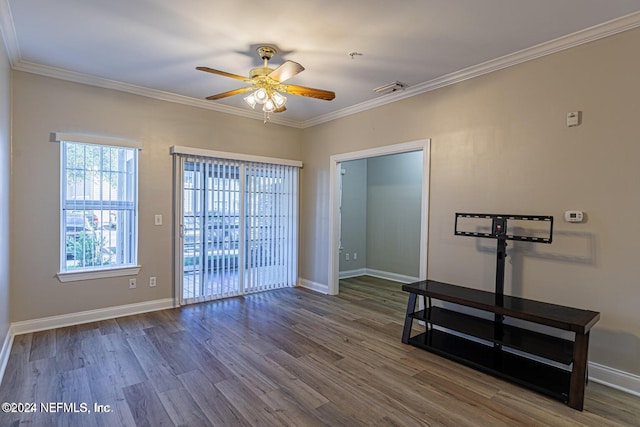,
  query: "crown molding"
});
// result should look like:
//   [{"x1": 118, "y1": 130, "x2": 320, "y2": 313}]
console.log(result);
[
  {"x1": 303, "y1": 11, "x2": 640, "y2": 128},
  {"x1": 11, "y1": 60, "x2": 302, "y2": 128},
  {"x1": 2, "y1": 2, "x2": 639, "y2": 129},
  {"x1": 0, "y1": 0, "x2": 19, "y2": 65}
]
